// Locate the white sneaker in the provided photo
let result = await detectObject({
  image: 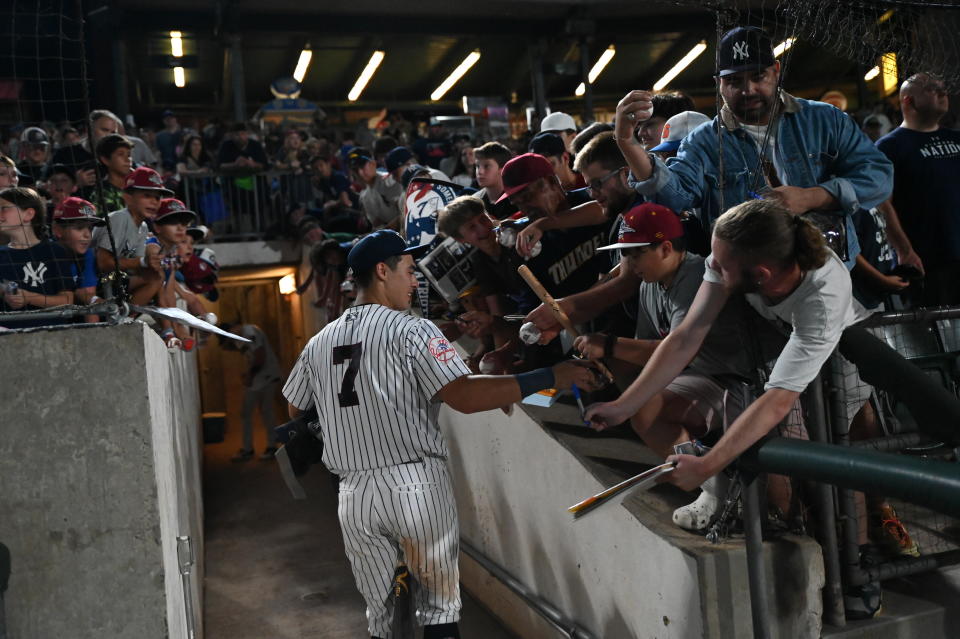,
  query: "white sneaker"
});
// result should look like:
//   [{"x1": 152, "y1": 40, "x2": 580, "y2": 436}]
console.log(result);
[{"x1": 672, "y1": 490, "x2": 720, "y2": 531}]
